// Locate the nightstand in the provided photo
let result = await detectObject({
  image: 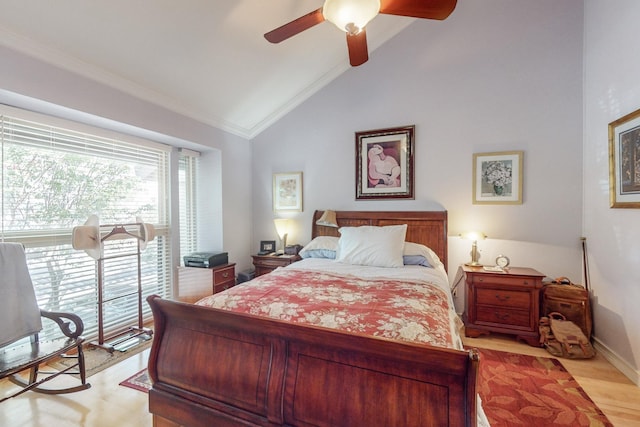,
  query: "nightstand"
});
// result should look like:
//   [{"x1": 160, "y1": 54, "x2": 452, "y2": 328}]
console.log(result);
[
  {"x1": 252, "y1": 254, "x2": 300, "y2": 277},
  {"x1": 462, "y1": 265, "x2": 545, "y2": 346},
  {"x1": 177, "y1": 263, "x2": 236, "y2": 303},
  {"x1": 212, "y1": 263, "x2": 236, "y2": 294}
]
